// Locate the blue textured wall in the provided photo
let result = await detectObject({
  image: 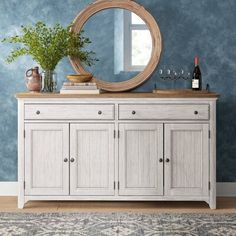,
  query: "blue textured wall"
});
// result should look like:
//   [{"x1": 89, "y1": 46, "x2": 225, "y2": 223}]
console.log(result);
[{"x1": 0, "y1": 0, "x2": 235, "y2": 181}]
